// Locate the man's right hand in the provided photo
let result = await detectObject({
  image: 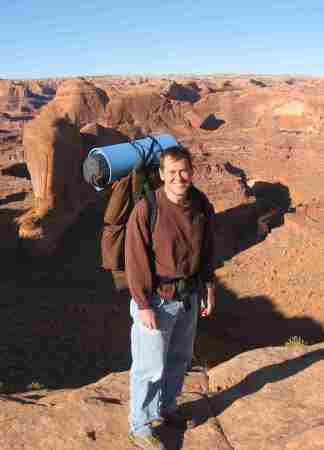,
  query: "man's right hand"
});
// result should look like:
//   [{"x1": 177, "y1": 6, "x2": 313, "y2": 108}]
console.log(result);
[{"x1": 139, "y1": 309, "x2": 158, "y2": 329}]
